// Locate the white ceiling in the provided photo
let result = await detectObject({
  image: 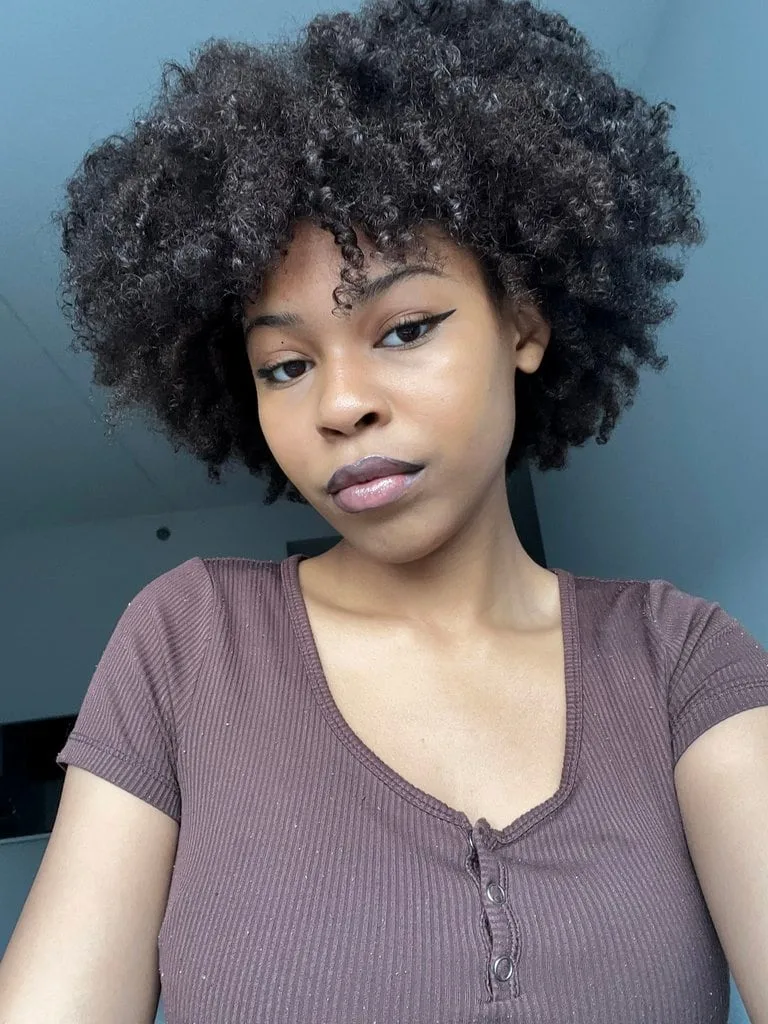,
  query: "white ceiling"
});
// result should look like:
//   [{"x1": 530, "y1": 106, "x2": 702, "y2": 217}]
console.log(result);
[{"x1": 0, "y1": 0, "x2": 668, "y2": 536}]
